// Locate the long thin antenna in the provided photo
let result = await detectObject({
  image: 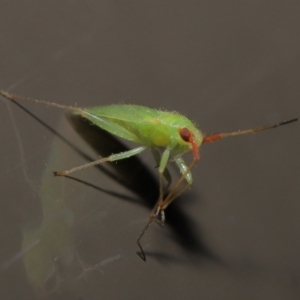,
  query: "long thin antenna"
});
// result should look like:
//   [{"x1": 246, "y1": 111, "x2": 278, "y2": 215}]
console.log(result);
[
  {"x1": 203, "y1": 118, "x2": 298, "y2": 143},
  {"x1": 0, "y1": 90, "x2": 80, "y2": 112}
]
